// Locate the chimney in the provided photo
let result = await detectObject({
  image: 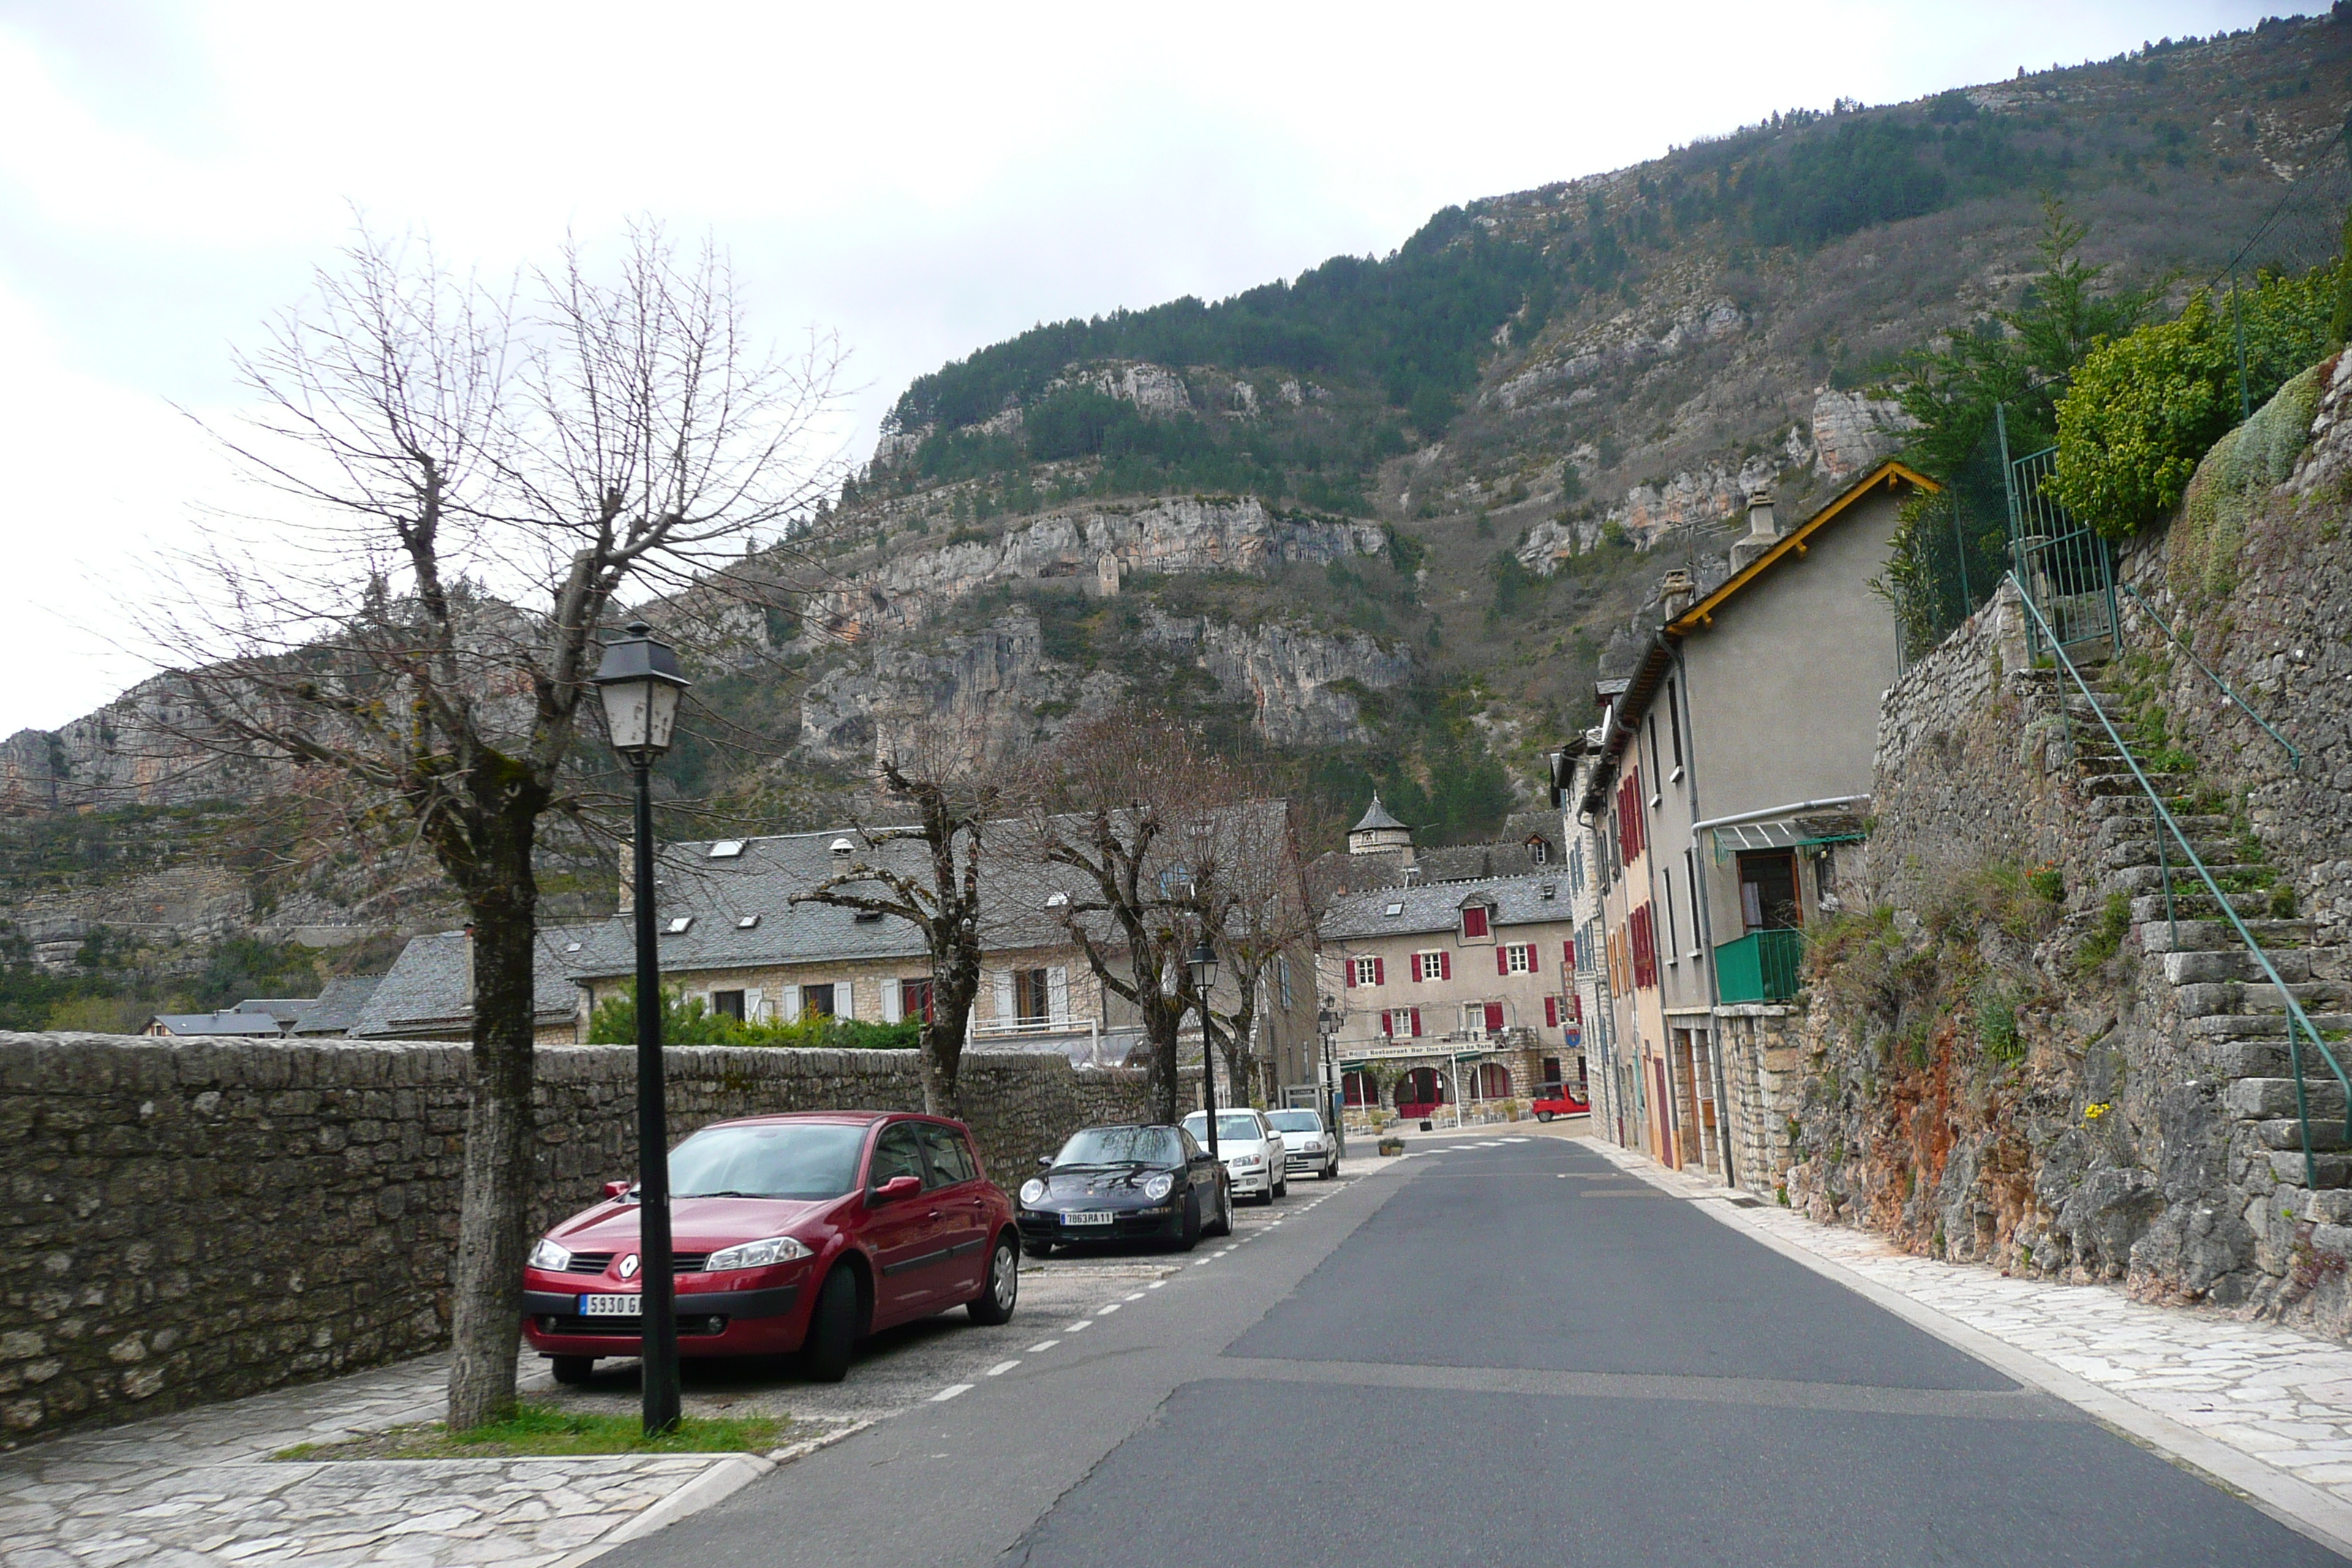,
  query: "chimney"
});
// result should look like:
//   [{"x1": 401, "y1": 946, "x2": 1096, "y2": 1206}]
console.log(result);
[
  {"x1": 1658, "y1": 568, "x2": 1696, "y2": 619},
  {"x1": 1746, "y1": 491, "x2": 1778, "y2": 543}
]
